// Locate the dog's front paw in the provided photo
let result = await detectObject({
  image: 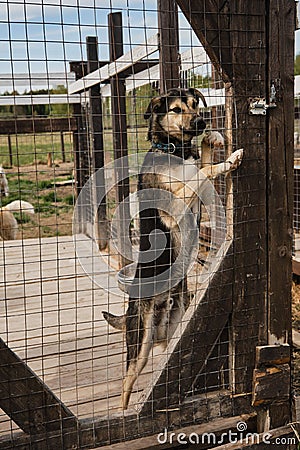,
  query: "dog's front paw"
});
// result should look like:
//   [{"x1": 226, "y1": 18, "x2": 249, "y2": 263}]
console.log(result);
[
  {"x1": 203, "y1": 130, "x2": 224, "y2": 148},
  {"x1": 226, "y1": 148, "x2": 243, "y2": 171}
]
